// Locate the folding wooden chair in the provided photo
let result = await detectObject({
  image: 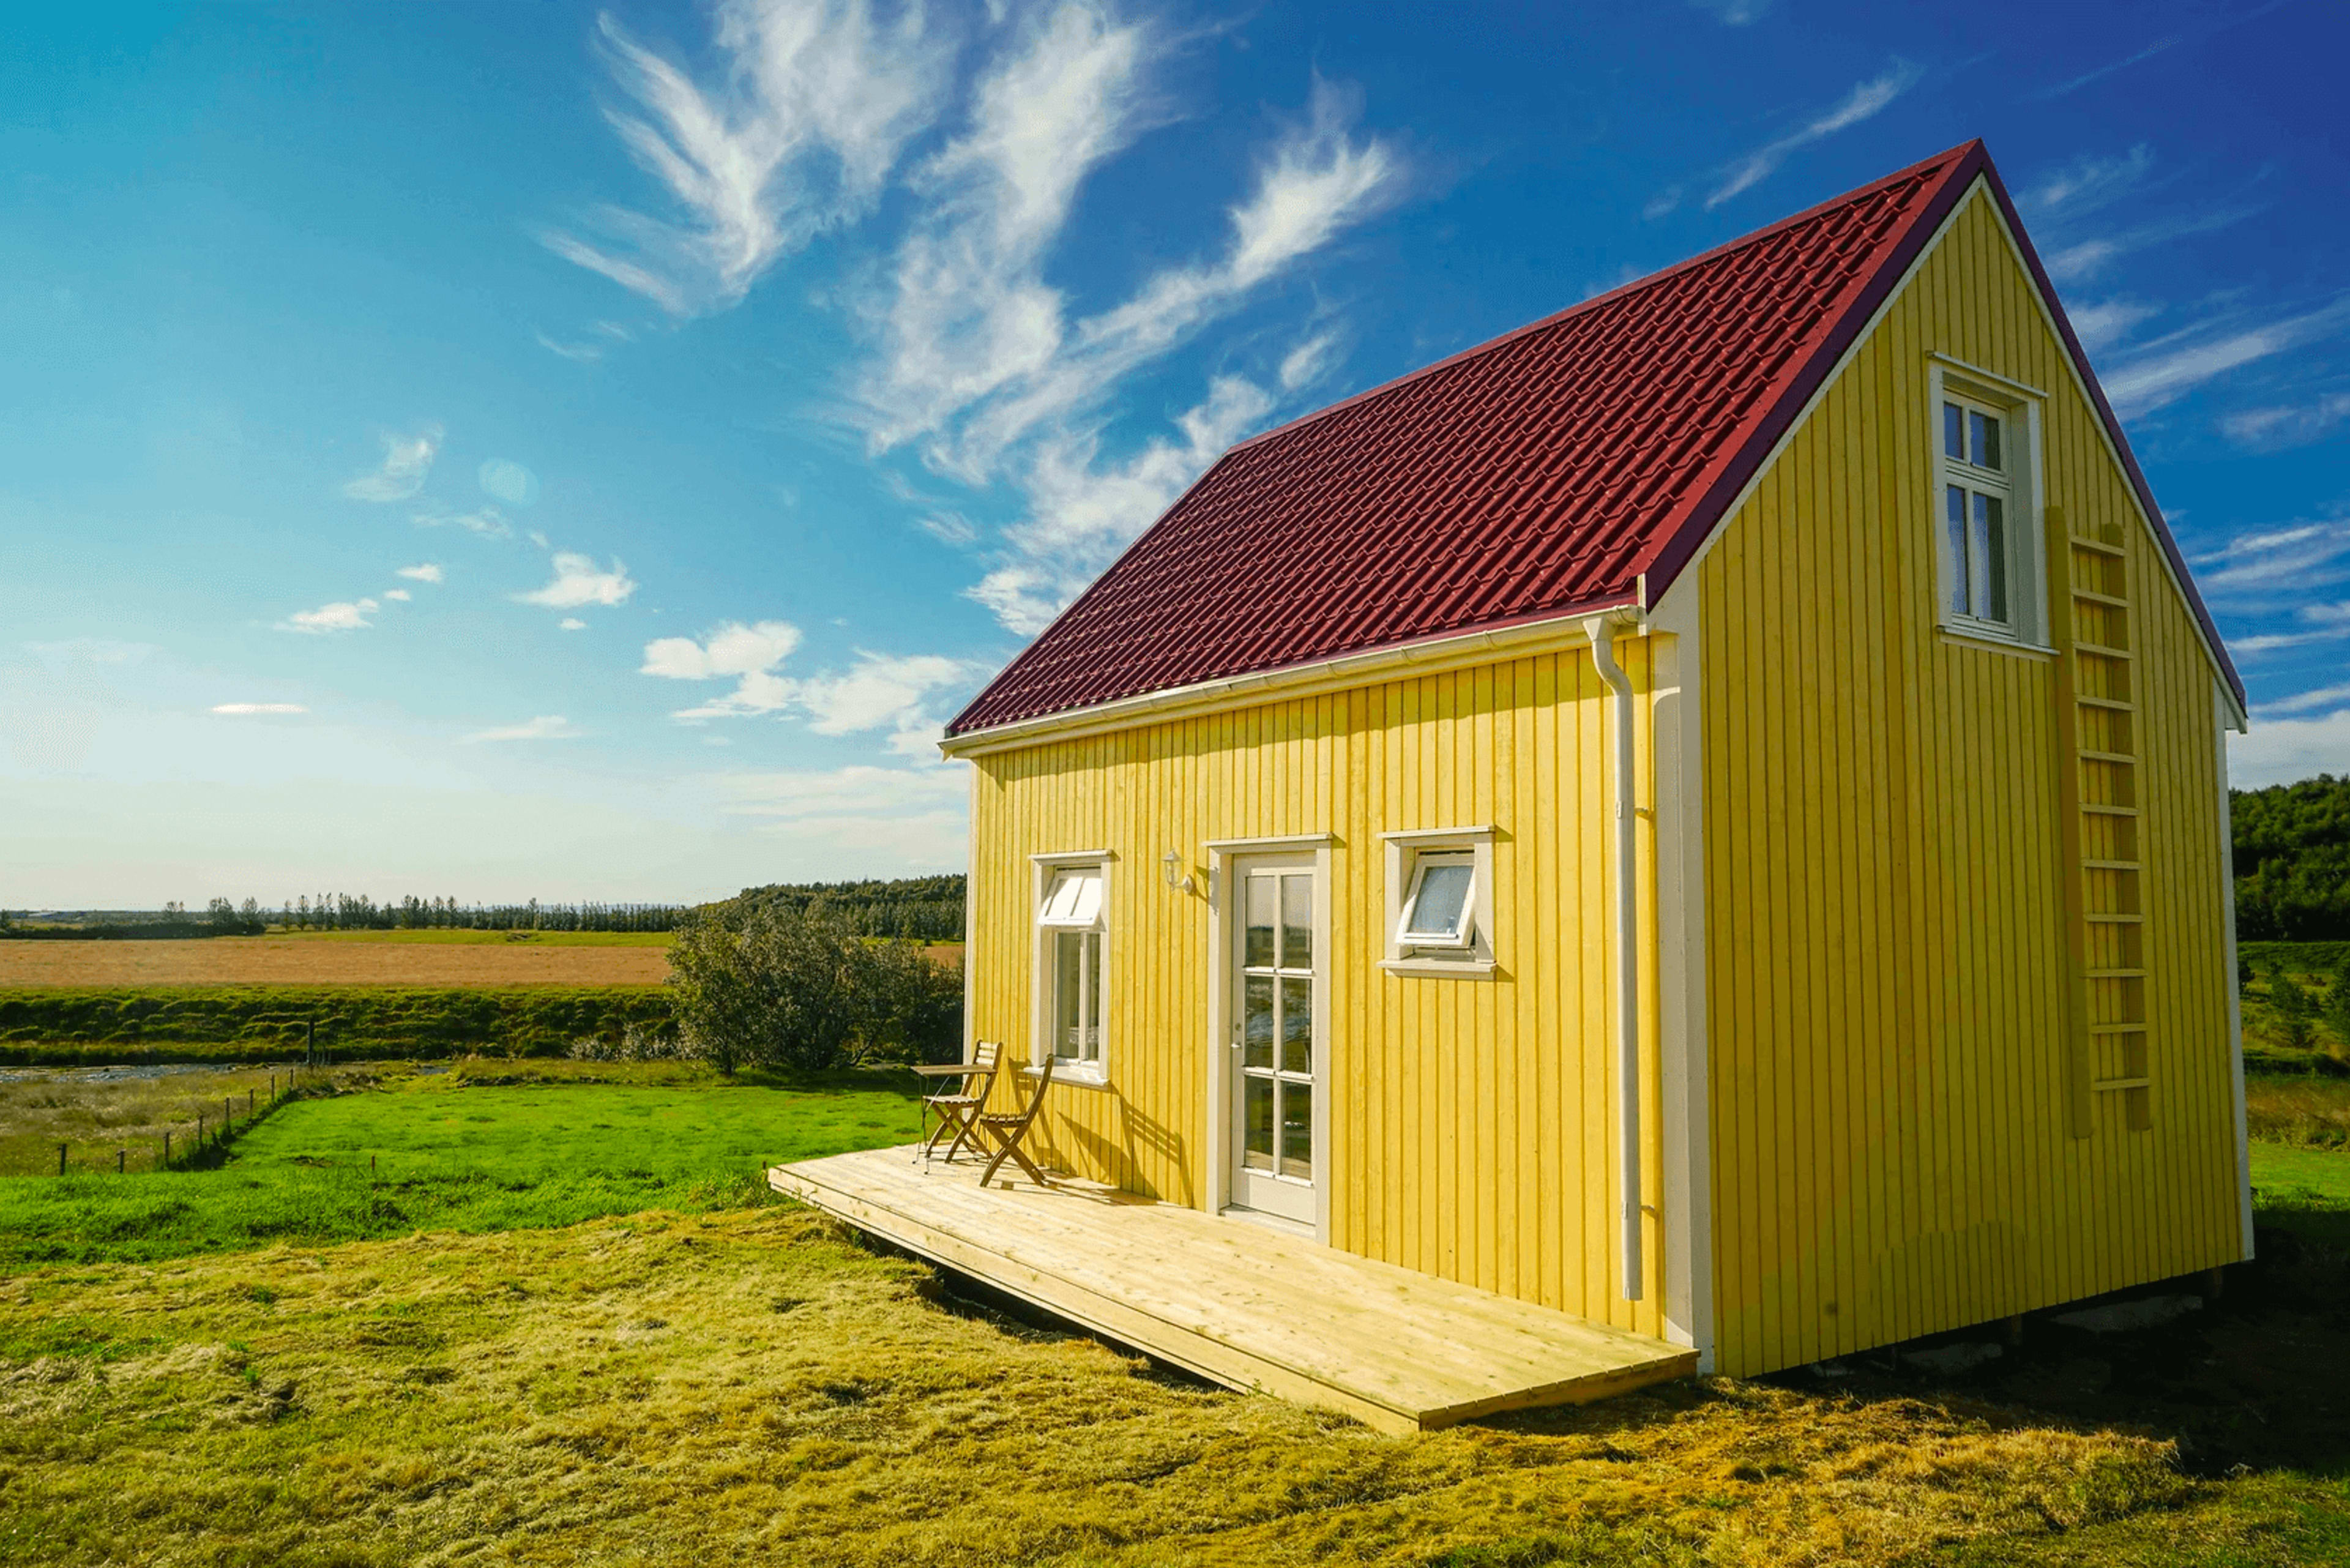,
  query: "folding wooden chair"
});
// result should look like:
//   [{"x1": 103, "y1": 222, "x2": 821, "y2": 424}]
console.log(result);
[
  {"x1": 975, "y1": 1053, "x2": 1056, "y2": 1188},
  {"x1": 911, "y1": 1042, "x2": 999, "y2": 1166}
]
